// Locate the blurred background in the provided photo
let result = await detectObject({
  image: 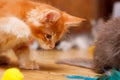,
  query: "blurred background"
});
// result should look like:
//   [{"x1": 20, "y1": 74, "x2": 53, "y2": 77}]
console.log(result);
[
  {"x1": 34, "y1": 0, "x2": 119, "y2": 20},
  {"x1": 32, "y1": 0, "x2": 120, "y2": 50}
]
